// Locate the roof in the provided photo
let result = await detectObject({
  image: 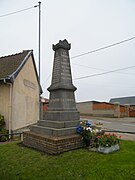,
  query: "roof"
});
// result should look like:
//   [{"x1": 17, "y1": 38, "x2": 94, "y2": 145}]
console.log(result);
[
  {"x1": 77, "y1": 100, "x2": 99, "y2": 104},
  {"x1": 77, "y1": 100, "x2": 114, "y2": 105},
  {"x1": 109, "y1": 96, "x2": 135, "y2": 105},
  {"x1": 0, "y1": 50, "x2": 31, "y2": 82},
  {"x1": 0, "y1": 50, "x2": 42, "y2": 93}
]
